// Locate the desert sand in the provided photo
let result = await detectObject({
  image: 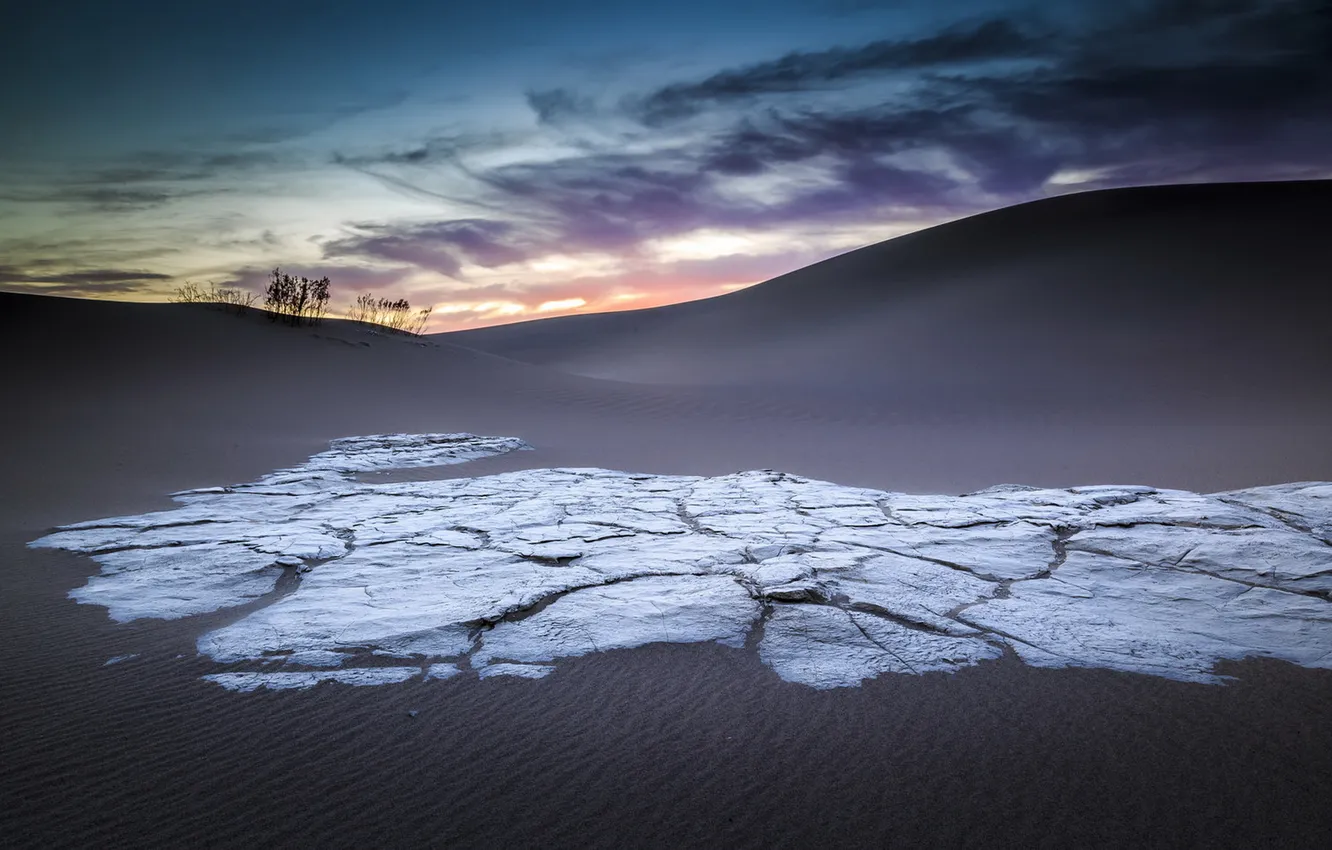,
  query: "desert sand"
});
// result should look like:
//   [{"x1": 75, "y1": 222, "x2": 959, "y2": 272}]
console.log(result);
[{"x1": 3, "y1": 181, "x2": 1331, "y2": 848}]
